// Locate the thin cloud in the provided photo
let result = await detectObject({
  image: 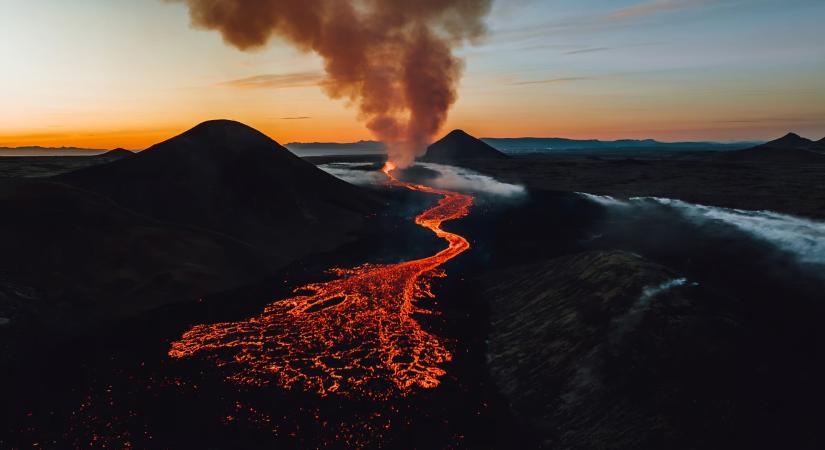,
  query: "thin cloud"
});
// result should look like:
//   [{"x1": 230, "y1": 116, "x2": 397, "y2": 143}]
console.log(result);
[
  {"x1": 218, "y1": 72, "x2": 324, "y2": 89},
  {"x1": 716, "y1": 116, "x2": 825, "y2": 124},
  {"x1": 510, "y1": 76, "x2": 597, "y2": 86},
  {"x1": 492, "y1": 0, "x2": 734, "y2": 43},
  {"x1": 280, "y1": 116, "x2": 312, "y2": 120},
  {"x1": 608, "y1": 0, "x2": 719, "y2": 21},
  {"x1": 565, "y1": 47, "x2": 613, "y2": 55}
]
